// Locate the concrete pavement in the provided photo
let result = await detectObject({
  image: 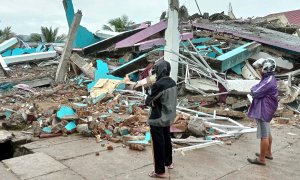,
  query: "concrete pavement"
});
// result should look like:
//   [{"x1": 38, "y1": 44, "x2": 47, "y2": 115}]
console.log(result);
[{"x1": 1, "y1": 124, "x2": 299, "y2": 180}]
